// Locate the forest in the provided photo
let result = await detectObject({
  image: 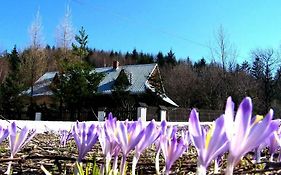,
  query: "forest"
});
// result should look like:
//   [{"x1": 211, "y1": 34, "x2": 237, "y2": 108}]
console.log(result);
[{"x1": 1, "y1": 37, "x2": 281, "y2": 119}]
